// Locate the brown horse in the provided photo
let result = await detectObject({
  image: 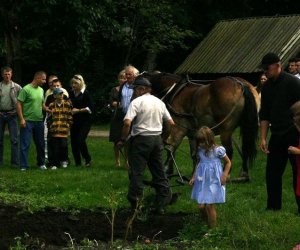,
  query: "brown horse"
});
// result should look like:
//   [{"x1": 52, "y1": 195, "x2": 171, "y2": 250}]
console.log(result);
[{"x1": 139, "y1": 72, "x2": 260, "y2": 180}]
